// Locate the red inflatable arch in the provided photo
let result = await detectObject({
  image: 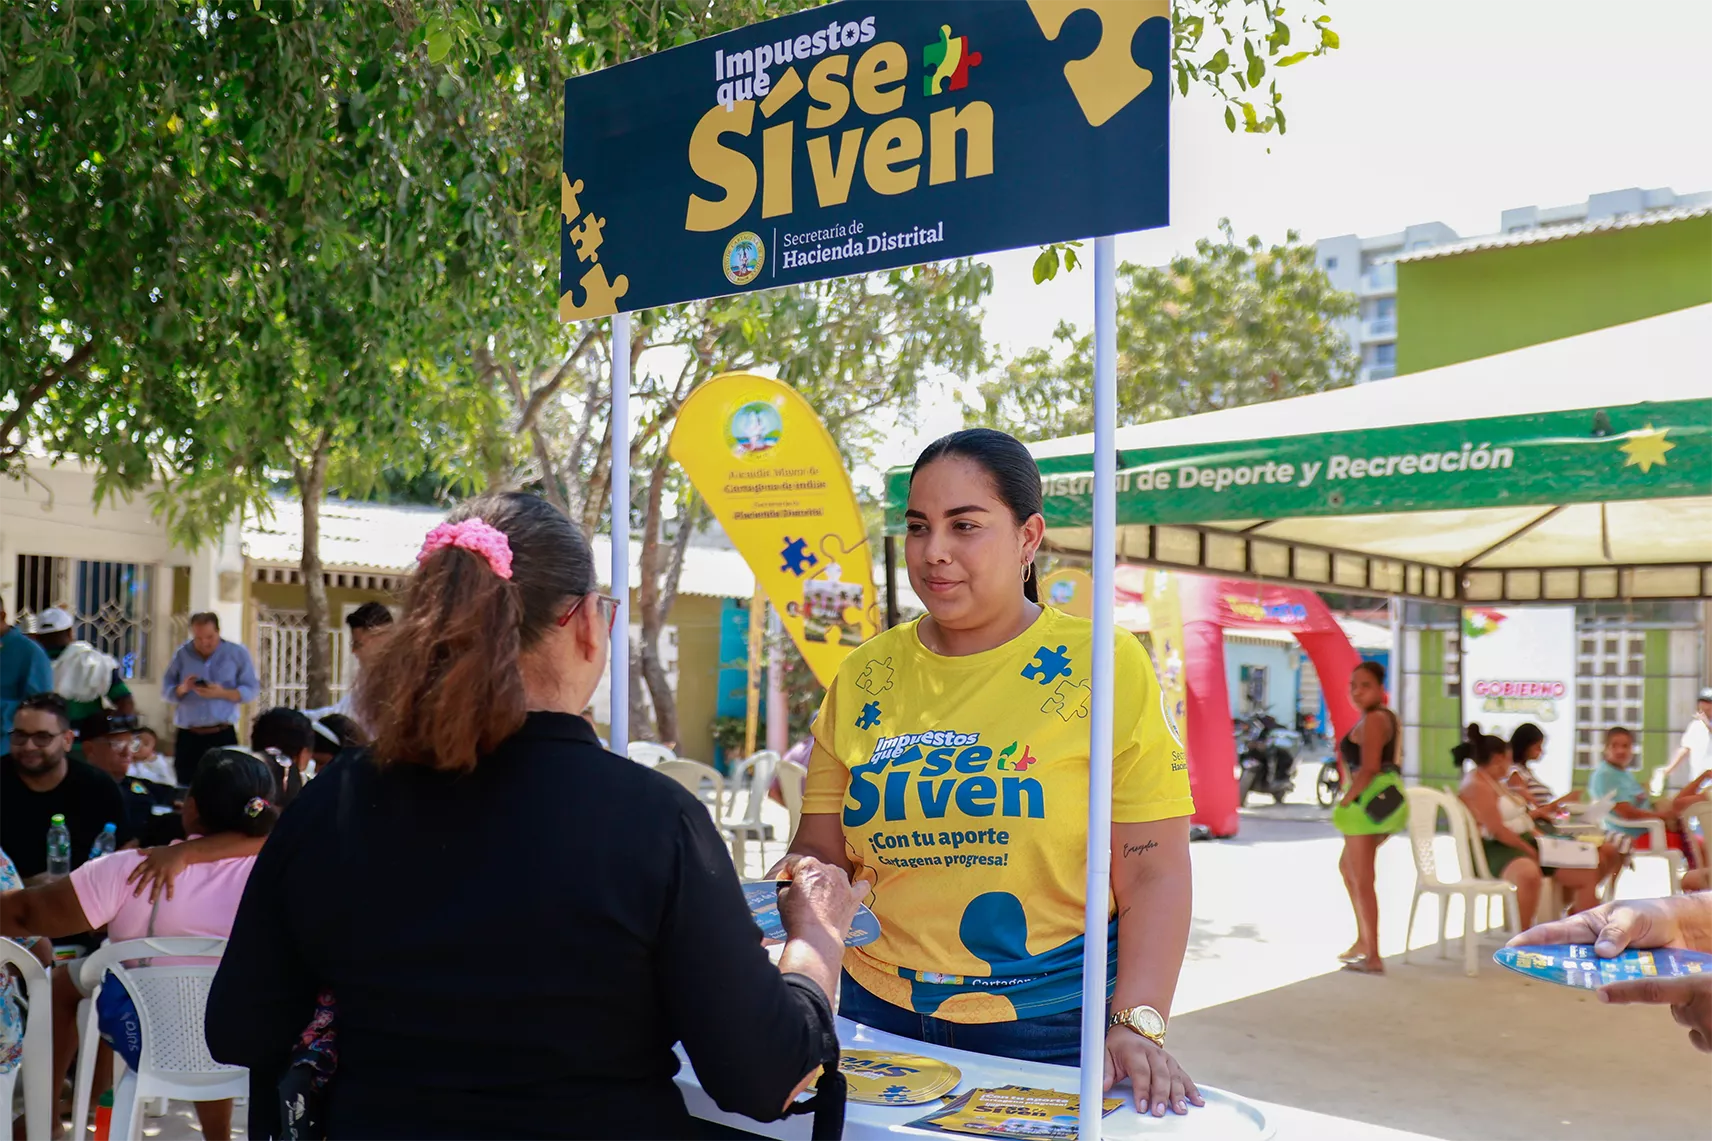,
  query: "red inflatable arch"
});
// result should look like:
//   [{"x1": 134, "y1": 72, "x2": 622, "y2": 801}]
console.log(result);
[{"x1": 1114, "y1": 569, "x2": 1364, "y2": 838}]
